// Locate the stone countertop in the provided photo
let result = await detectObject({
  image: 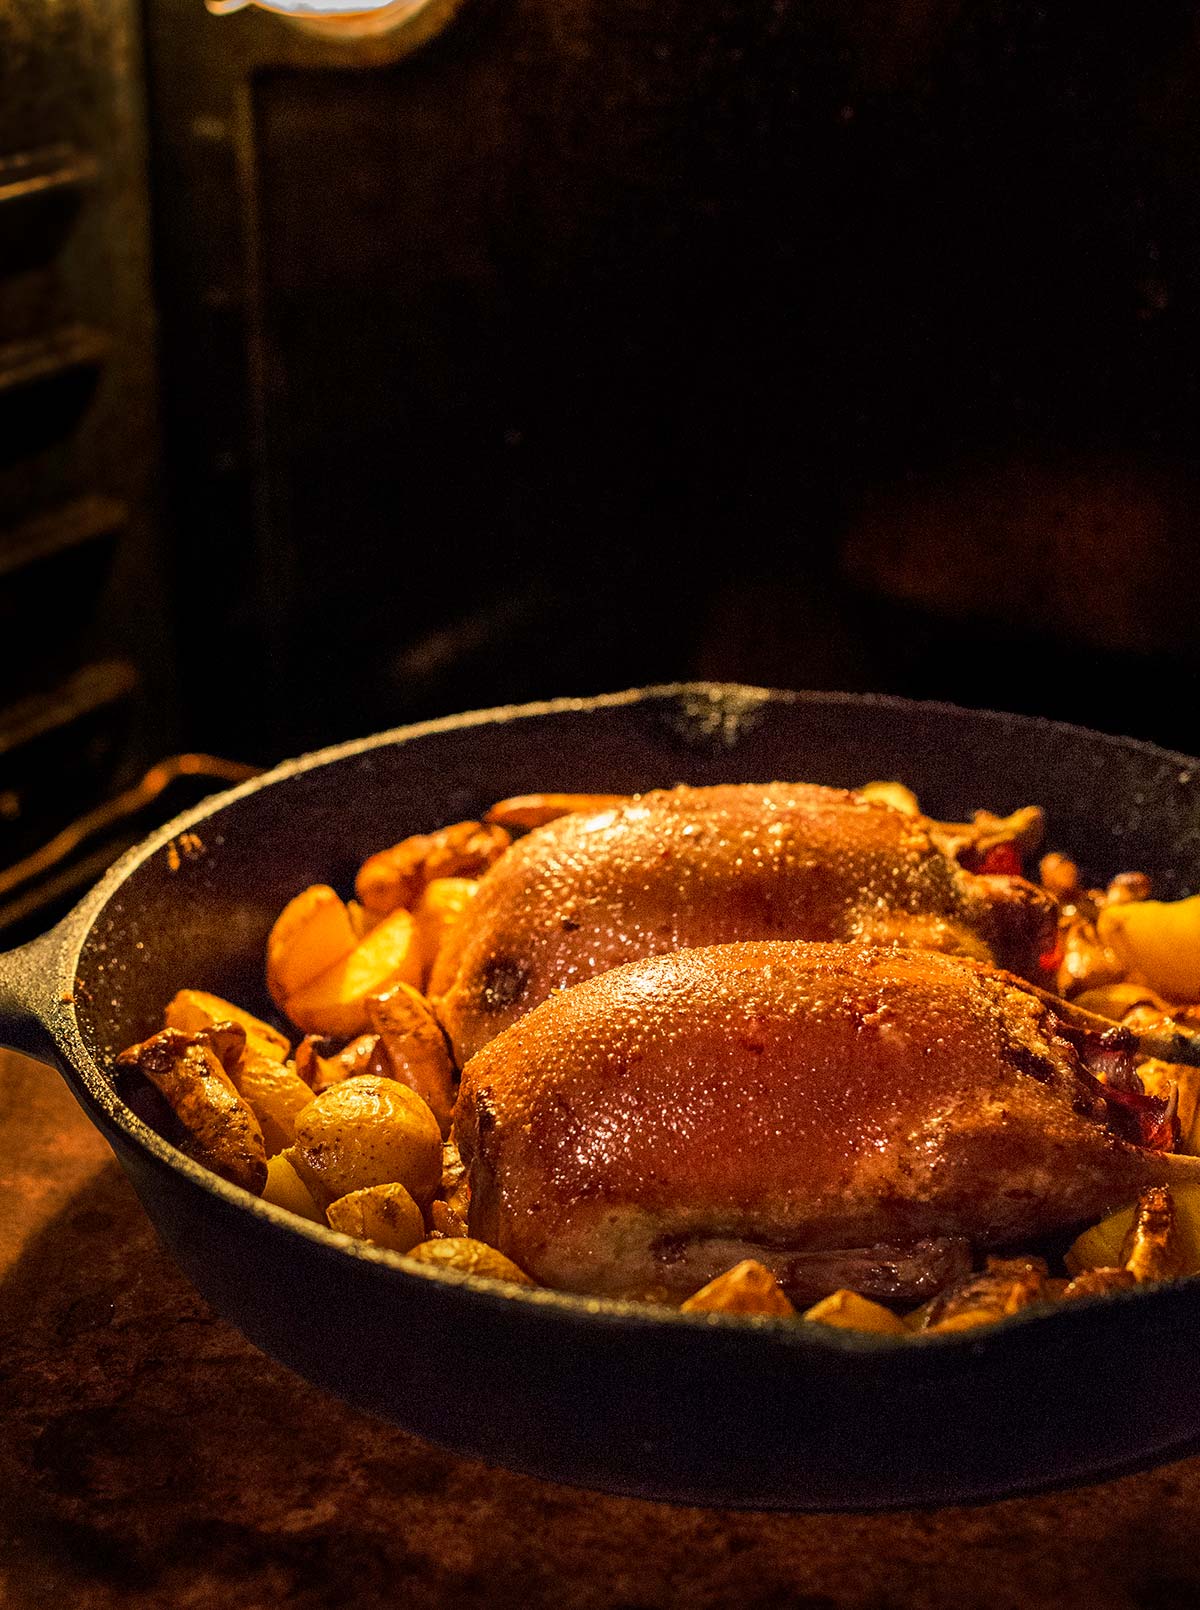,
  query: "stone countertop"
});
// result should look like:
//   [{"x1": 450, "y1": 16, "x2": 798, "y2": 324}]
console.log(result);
[{"x1": 2, "y1": 1048, "x2": 1199, "y2": 1610}]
